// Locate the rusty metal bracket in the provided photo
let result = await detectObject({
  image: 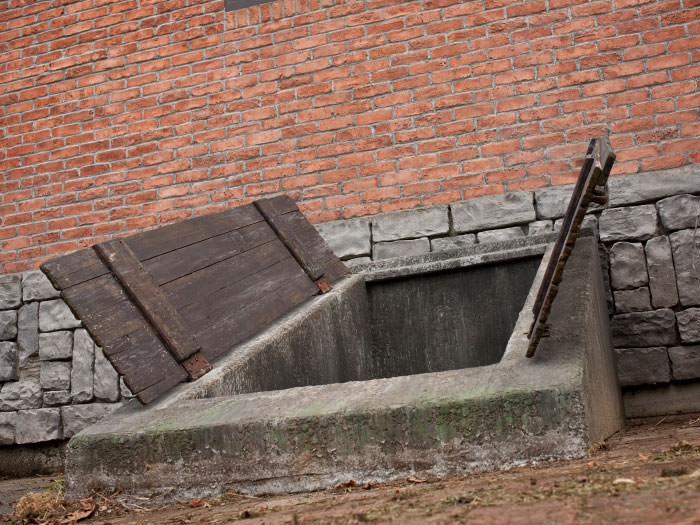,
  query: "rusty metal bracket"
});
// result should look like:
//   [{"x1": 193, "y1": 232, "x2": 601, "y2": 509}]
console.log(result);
[{"x1": 527, "y1": 136, "x2": 616, "y2": 357}]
